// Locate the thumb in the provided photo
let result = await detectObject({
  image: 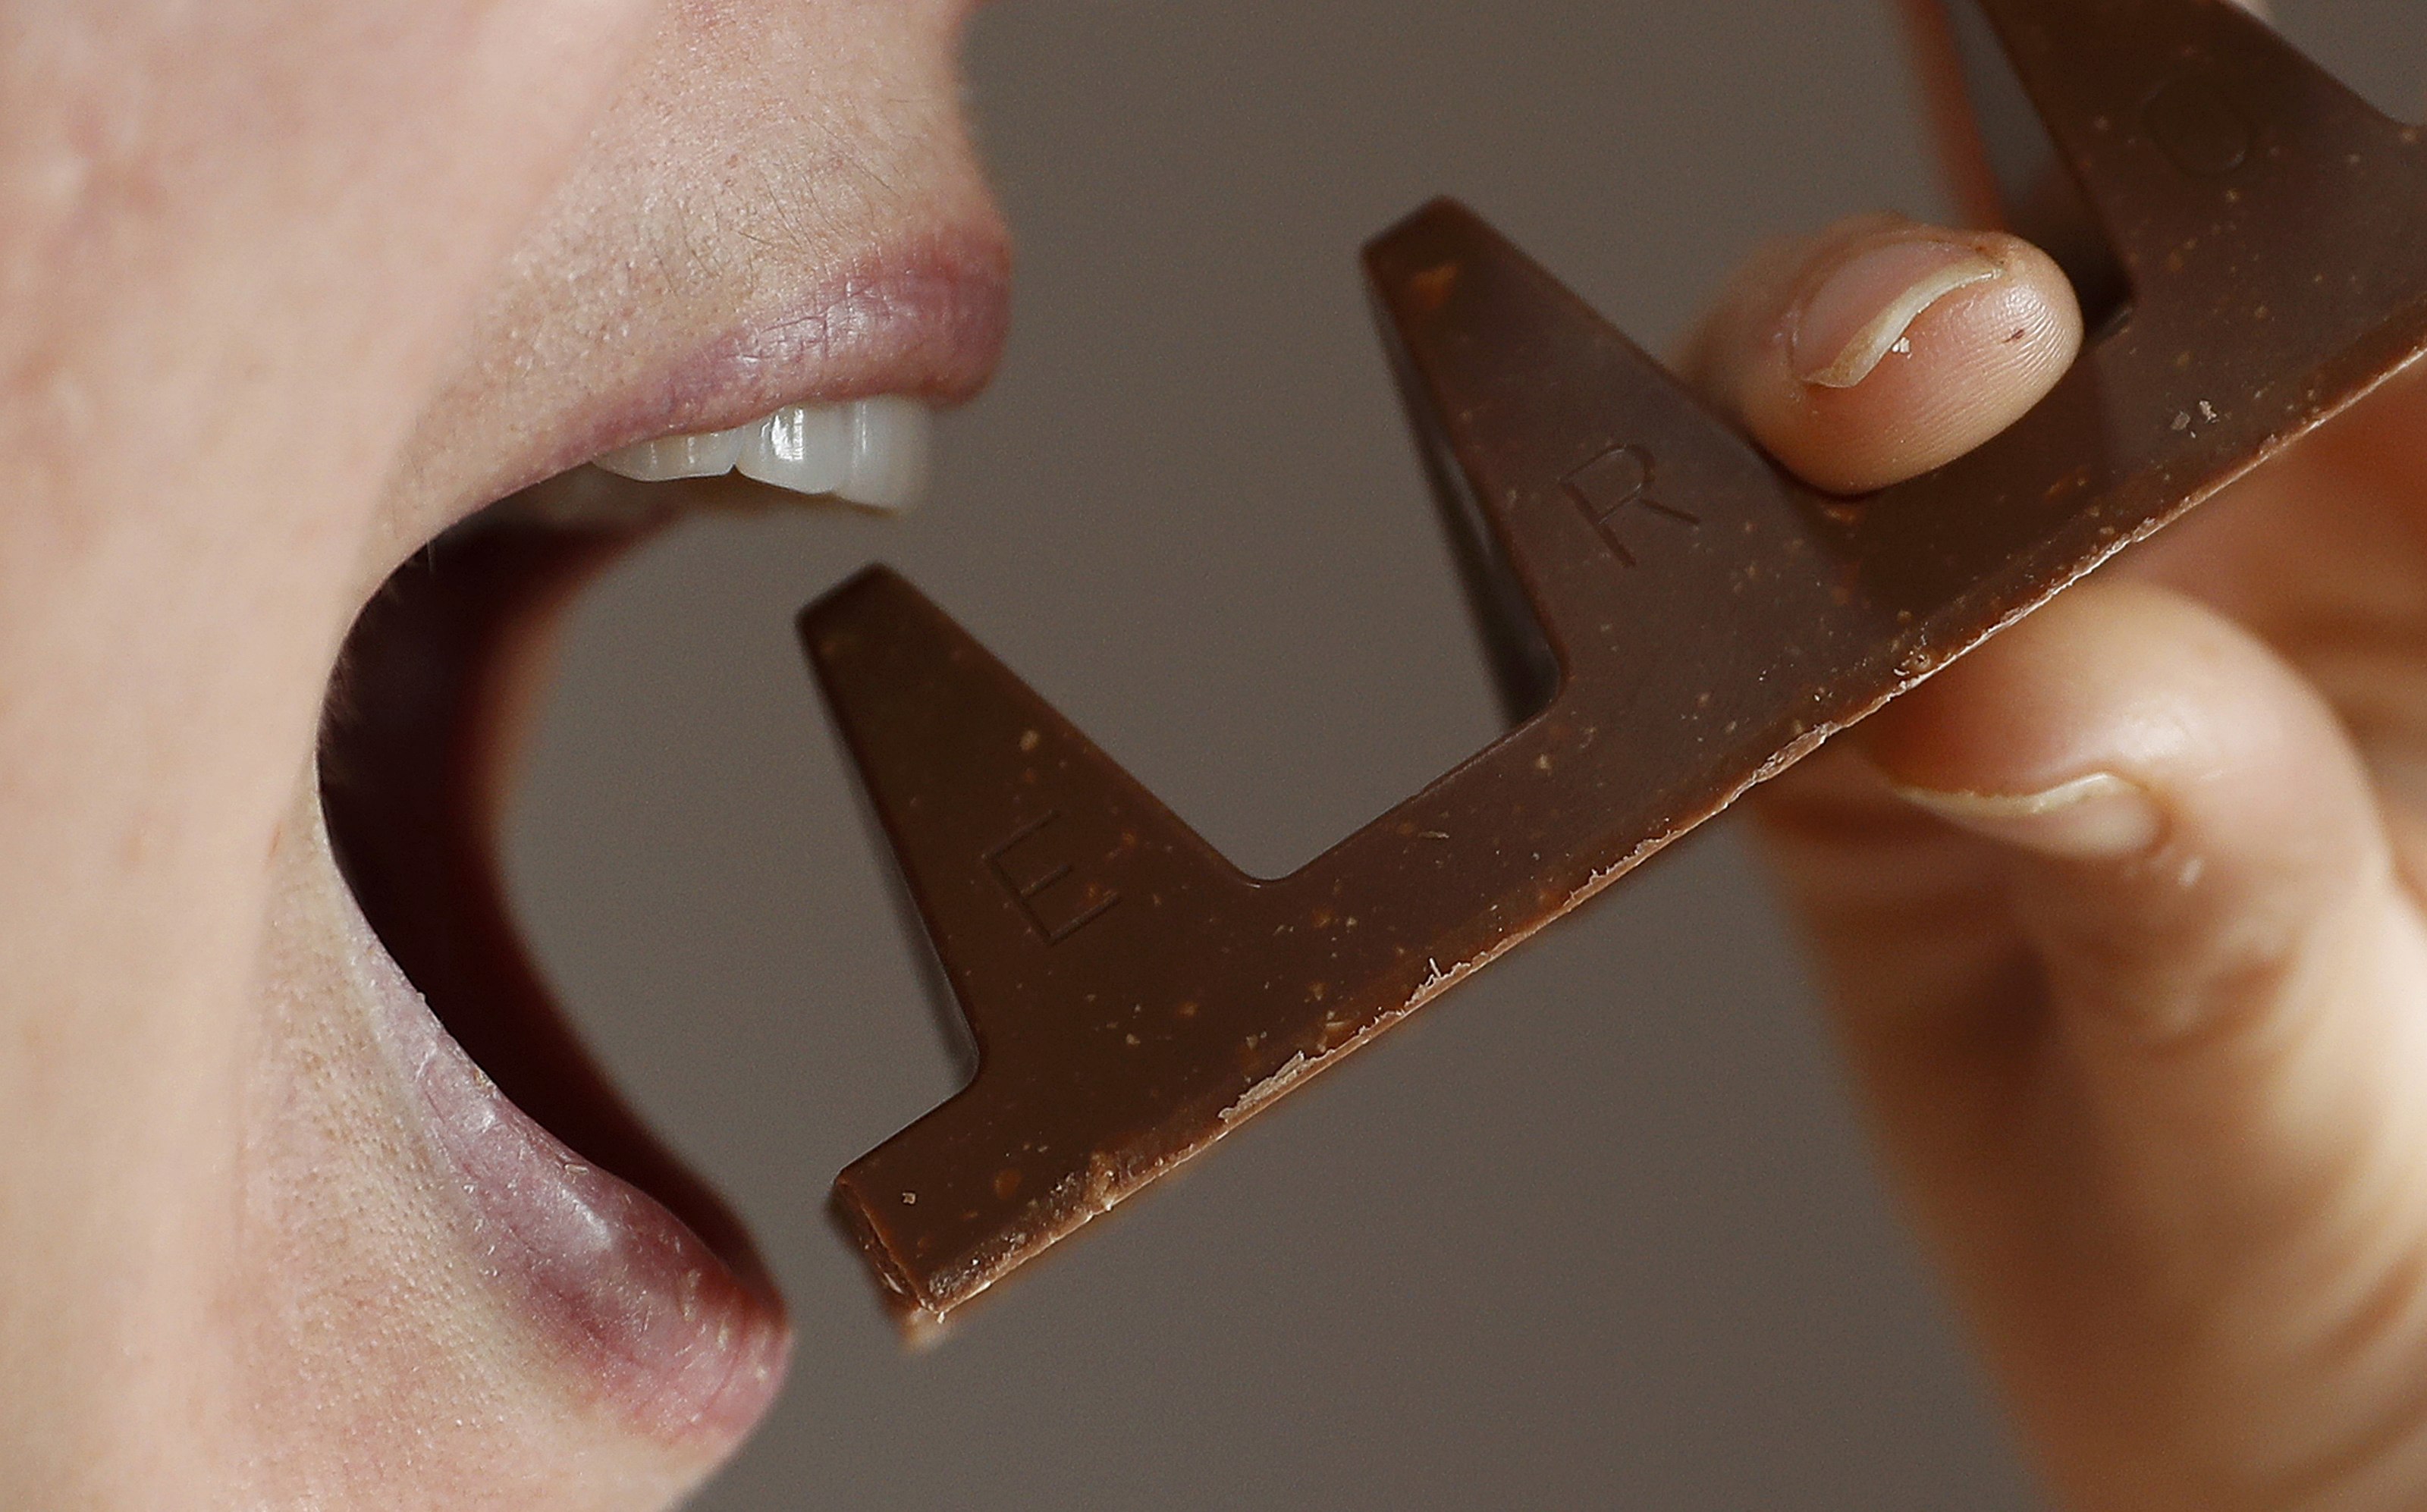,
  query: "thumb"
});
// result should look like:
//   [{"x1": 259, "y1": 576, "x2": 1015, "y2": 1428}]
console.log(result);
[{"x1": 1760, "y1": 579, "x2": 2427, "y2": 1507}]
